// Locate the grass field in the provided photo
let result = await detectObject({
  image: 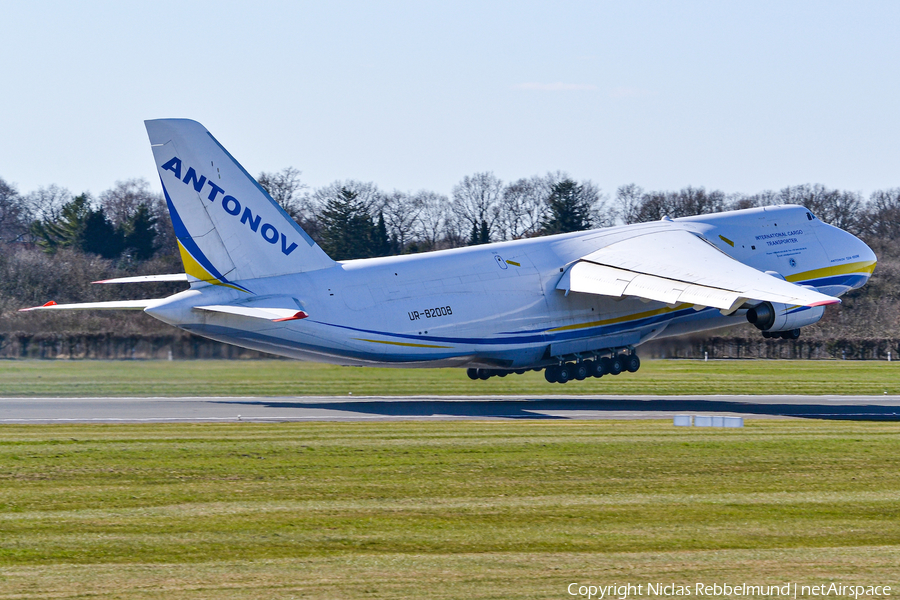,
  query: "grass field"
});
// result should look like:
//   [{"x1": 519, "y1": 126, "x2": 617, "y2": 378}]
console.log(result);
[
  {"x1": 0, "y1": 420, "x2": 898, "y2": 598},
  {"x1": 1, "y1": 358, "x2": 899, "y2": 396}
]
